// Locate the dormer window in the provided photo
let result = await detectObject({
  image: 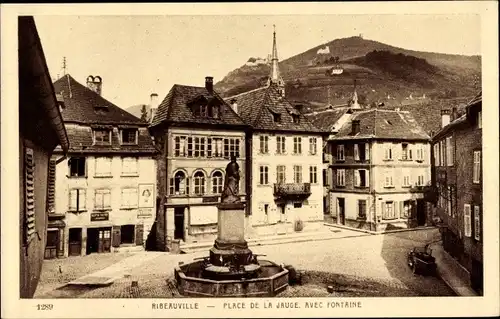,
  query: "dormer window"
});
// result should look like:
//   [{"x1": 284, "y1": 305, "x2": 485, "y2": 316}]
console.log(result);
[
  {"x1": 93, "y1": 129, "x2": 111, "y2": 145},
  {"x1": 121, "y1": 128, "x2": 138, "y2": 145},
  {"x1": 272, "y1": 112, "x2": 281, "y2": 123},
  {"x1": 292, "y1": 114, "x2": 300, "y2": 124},
  {"x1": 212, "y1": 105, "x2": 220, "y2": 119},
  {"x1": 200, "y1": 105, "x2": 208, "y2": 117}
]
